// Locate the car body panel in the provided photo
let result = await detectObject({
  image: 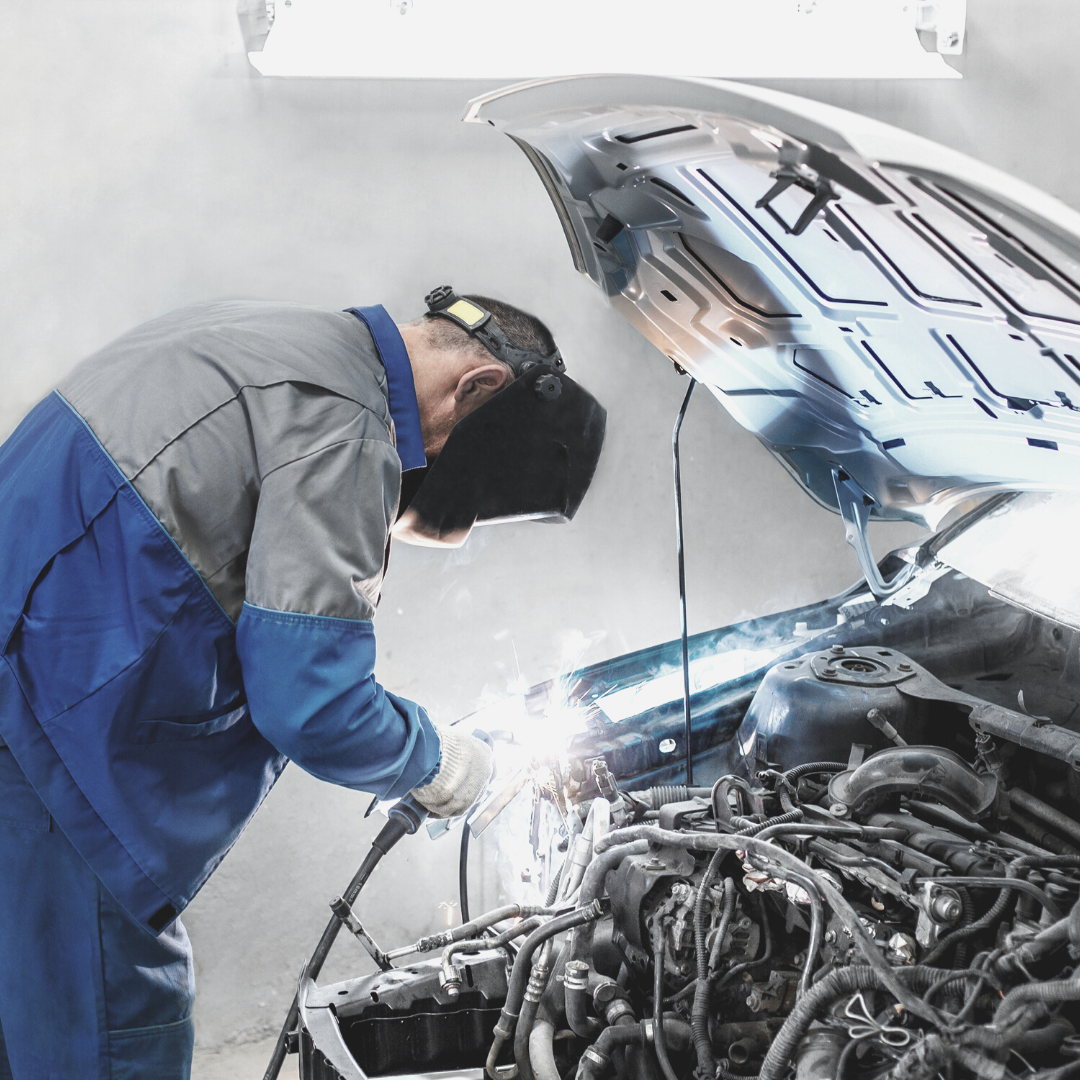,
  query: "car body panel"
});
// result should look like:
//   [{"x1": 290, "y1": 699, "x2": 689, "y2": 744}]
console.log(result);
[{"x1": 465, "y1": 75, "x2": 1080, "y2": 529}]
